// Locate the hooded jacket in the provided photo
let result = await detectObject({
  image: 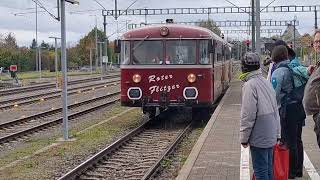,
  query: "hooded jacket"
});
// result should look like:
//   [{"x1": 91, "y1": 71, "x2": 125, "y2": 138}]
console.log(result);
[
  {"x1": 288, "y1": 57, "x2": 309, "y2": 87},
  {"x1": 240, "y1": 69, "x2": 281, "y2": 148},
  {"x1": 303, "y1": 66, "x2": 320, "y2": 116}
]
